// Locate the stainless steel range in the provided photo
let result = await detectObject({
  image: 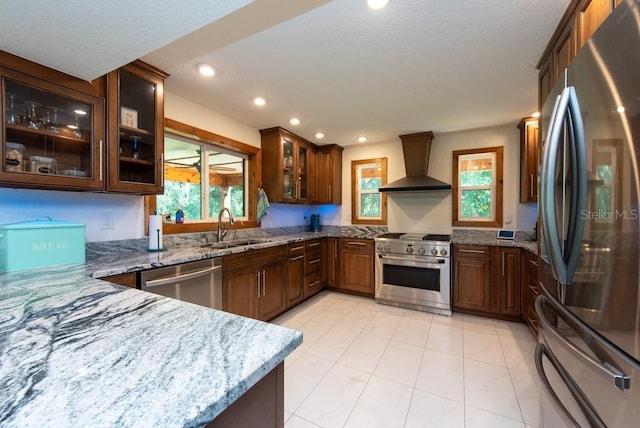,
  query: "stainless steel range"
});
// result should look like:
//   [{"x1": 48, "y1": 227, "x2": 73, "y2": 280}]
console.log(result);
[{"x1": 374, "y1": 233, "x2": 451, "y2": 316}]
